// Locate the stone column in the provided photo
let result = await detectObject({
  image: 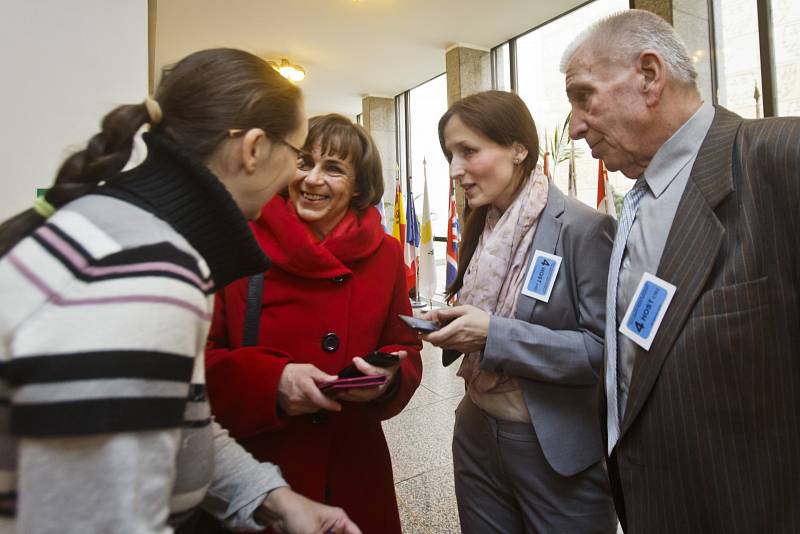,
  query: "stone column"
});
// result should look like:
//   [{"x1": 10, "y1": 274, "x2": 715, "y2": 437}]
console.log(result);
[
  {"x1": 361, "y1": 96, "x2": 396, "y2": 217},
  {"x1": 445, "y1": 44, "x2": 491, "y2": 107},
  {"x1": 444, "y1": 44, "x2": 491, "y2": 216}
]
